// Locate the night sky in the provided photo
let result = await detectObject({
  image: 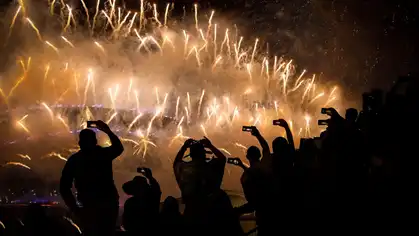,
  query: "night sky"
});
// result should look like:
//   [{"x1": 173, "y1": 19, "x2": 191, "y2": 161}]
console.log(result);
[
  {"x1": 1, "y1": 0, "x2": 418, "y2": 99},
  {"x1": 168, "y1": 0, "x2": 419, "y2": 99}
]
